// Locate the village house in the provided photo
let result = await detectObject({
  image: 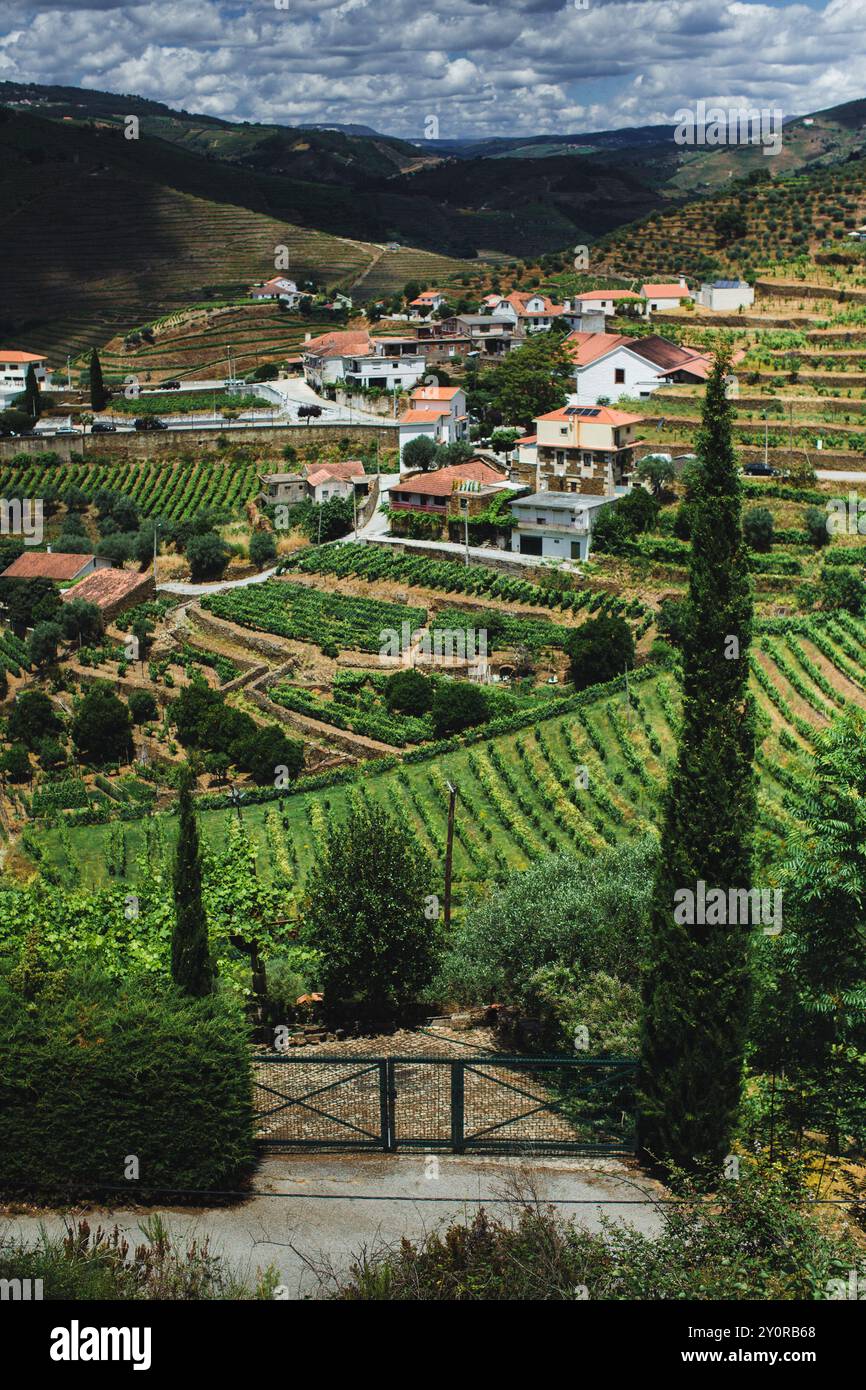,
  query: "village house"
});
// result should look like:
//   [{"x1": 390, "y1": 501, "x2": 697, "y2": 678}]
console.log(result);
[
  {"x1": 508, "y1": 490, "x2": 613, "y2": 561},
  {"x1": 409, "y1": 289, "x2": 450, "y2": 315},
  {"x1": 387, "y1": 458, "x2": 508, "y2": 534},
  {"x1": 398, "y1": 408, "x2": 453, "y2": 459},
  {"x1": 640, "y1": 277, "x2": 692, "y2": 312},
  {"x1": 566, "y1": 330, "x2": 715, "y2": 403},
  {"x1": 408, "y1": 384, "x2": 468, "y2": 438},
  {"x1": 302, "y1": 329, "x2": 425, "y2": 392},
  {"x1": 0, "y1": 350, "x2": 52, "y2": 406},
  {"x1": 250, "y1": 275, "x2": 300, "y2": 306},
  {"x1": 567, "y1": 289, "x2": 644, "y2": 317},
  {"x1": 60, "y1": 567, "x2": 156, "y2": 623},
  {"x1": 0, "y1": 551, "x2": 111, "y2": 584},
  {"x1": 257, "y1": 460, "x2": 368, "y2": 508},
  {"x1": 490, "y1": 291, "x2": 564, "y2": 332},
  {"x1": 515, "y1": 404, "x2": 647, "y2": 495},
  {"x1": 696, "y1": 279, "x2": 755, "y2": 311}
]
